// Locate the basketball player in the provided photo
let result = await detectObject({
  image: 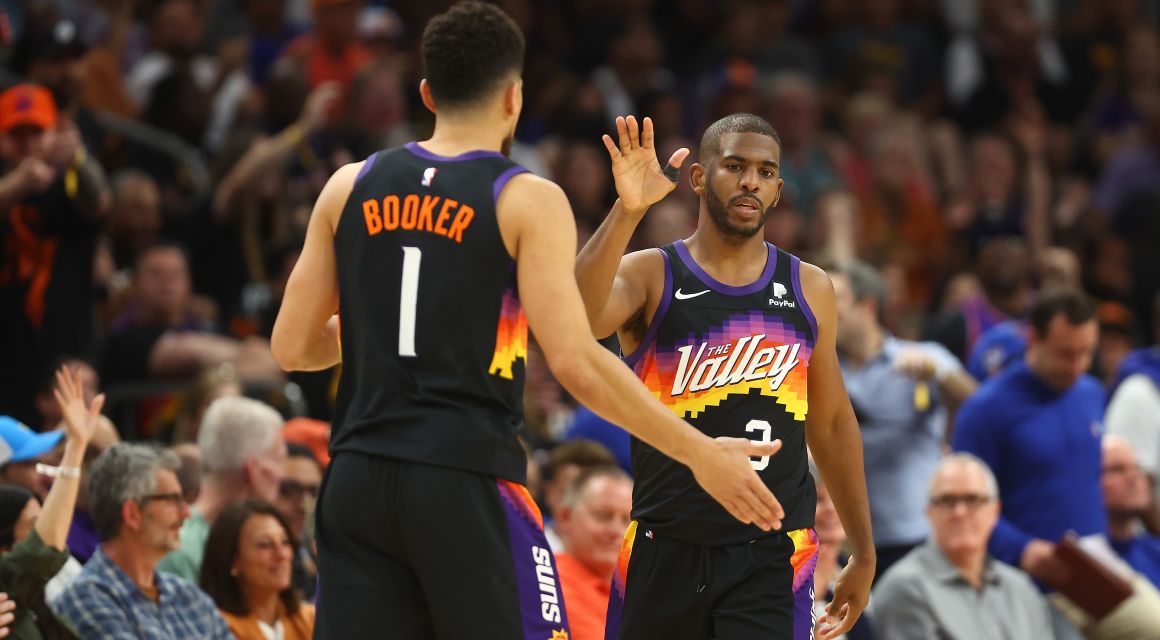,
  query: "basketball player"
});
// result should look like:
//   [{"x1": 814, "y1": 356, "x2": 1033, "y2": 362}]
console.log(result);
[
  {"x1": 576, "y1": 114, "x2": 875, "y2": 639},
  {"x1": 270, "y1": 4, "x2": 783, "y2": 639}
]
